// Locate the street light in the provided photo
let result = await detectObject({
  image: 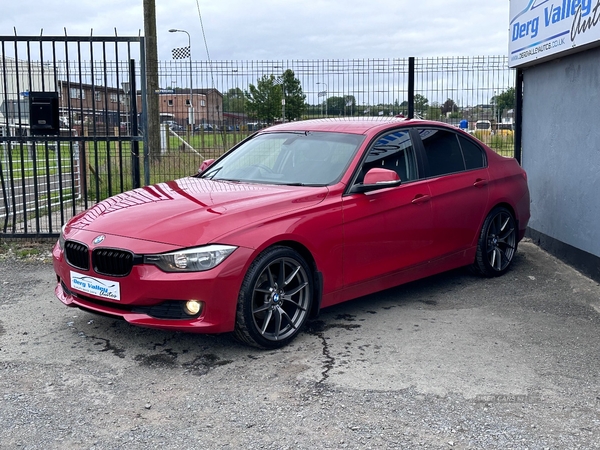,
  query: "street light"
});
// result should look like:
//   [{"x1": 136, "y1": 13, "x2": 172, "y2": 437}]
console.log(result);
[
  {"x1": 169, "y1": 28, "x2": 194, "y2": 129},
  {"x1": 122, "y1": 81, "x2": 130, "y2": 135},
  {"x1": 274, "y1": 72, "x2": 285, "y2": 122},
  {"x1": 316, "y1": 82, "x2": 328, "y2": 117}
]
